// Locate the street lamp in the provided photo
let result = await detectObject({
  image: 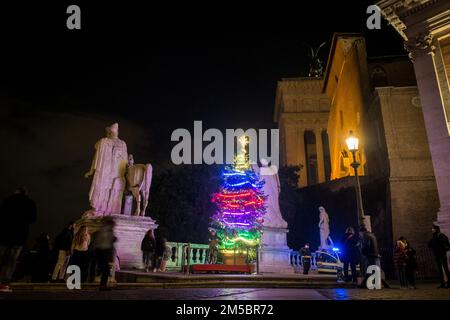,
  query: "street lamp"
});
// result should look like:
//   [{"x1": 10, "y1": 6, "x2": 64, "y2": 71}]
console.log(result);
[{"x1": 345, "y1": 131, "x2": 365, "y2": 227}]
